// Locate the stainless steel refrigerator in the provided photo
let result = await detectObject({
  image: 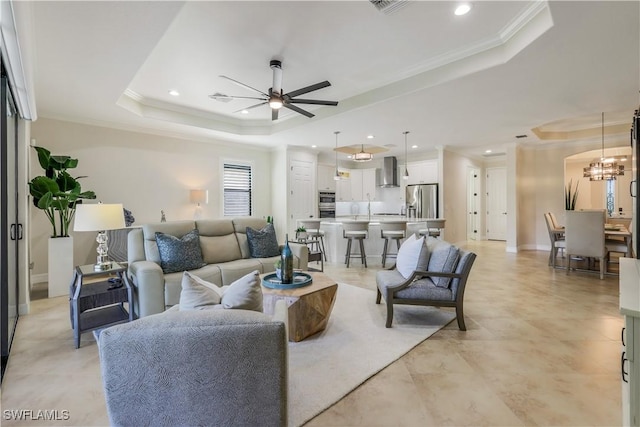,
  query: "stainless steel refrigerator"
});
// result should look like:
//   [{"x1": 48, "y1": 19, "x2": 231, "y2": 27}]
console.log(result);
[{"x1": 406, "y1": 184, "x2": 438, "y2": 218}]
